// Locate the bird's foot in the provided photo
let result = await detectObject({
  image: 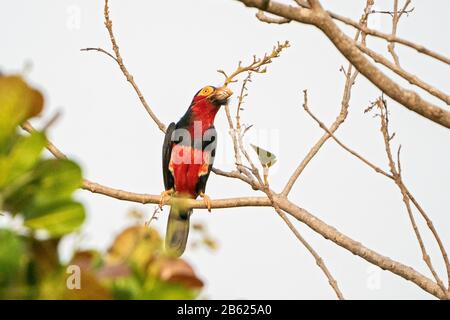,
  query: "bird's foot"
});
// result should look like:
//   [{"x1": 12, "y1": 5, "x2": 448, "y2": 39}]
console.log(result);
[
  {"x1": 199, "y1": 192, "x2": 212, "y2": 212},
  {"x1": 159, "y1": 188, "x2": 174, "y2": 209}
]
